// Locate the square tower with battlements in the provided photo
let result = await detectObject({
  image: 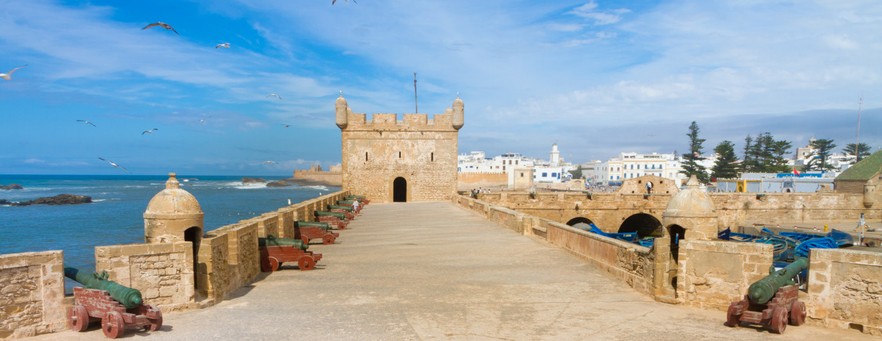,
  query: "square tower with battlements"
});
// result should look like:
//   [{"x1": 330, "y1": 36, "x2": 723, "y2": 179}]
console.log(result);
[{"x1": 335, "y1": 95, "x2": 464, "y2": 203}]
